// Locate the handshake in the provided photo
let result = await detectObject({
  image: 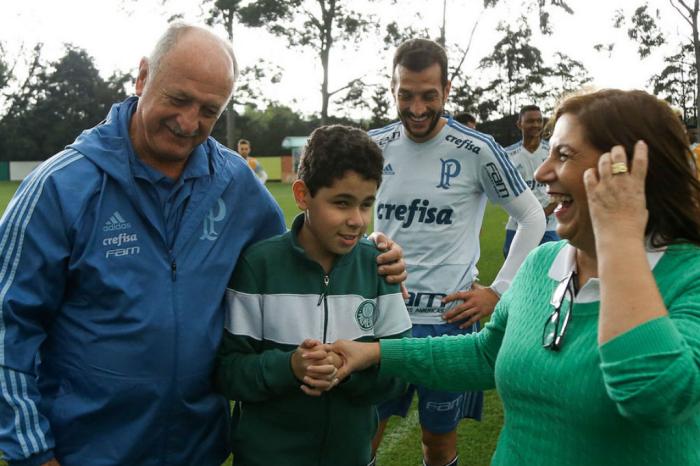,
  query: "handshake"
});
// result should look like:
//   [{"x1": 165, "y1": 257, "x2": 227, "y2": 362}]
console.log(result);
[
  {"x1": 291, "y1": 338, "x2": 382, "y2": 396},
  {"x1": 291, "y1": 339, "x2": 346, "y2": 396}
]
